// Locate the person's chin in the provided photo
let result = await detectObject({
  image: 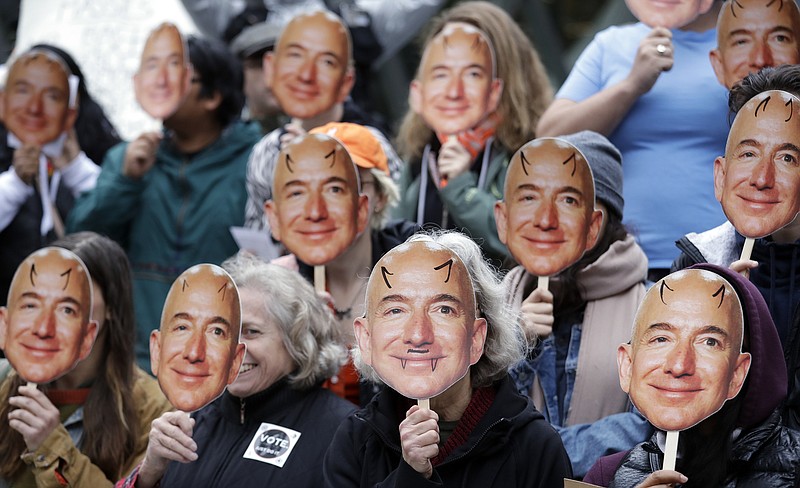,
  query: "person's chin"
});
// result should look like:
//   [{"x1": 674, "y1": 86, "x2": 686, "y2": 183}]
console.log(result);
[
  {"x1": 730, "y1": 215, "x2": 776, "y2": 239},
  {"x1": 521, "y1": 257, "x2": 567, "y2": 277},
  {"x1": 279, "y1": 94, "x2": 323, "y2": 119},
  {"x1": 20, "y1": 367, "x2": 61, "y2": 384},
  {"x1": 170, "y1": 394, "x2": 207, "y2": 412},
  {"x1": 393, "y1": 379, "x2": 445, "y2": 400},
  {"x1": 143, "y1": 100, "x2": 179, "y2": 119},
  {"x1": 10, "y1": 129, "x2": 53, "y2": 147},
  {"x1": 652, "y1": 411, "x2": 703, "y2": 432},
  {"x1": 294, "y1": 242, "x2": 344, "y2": 266}
]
